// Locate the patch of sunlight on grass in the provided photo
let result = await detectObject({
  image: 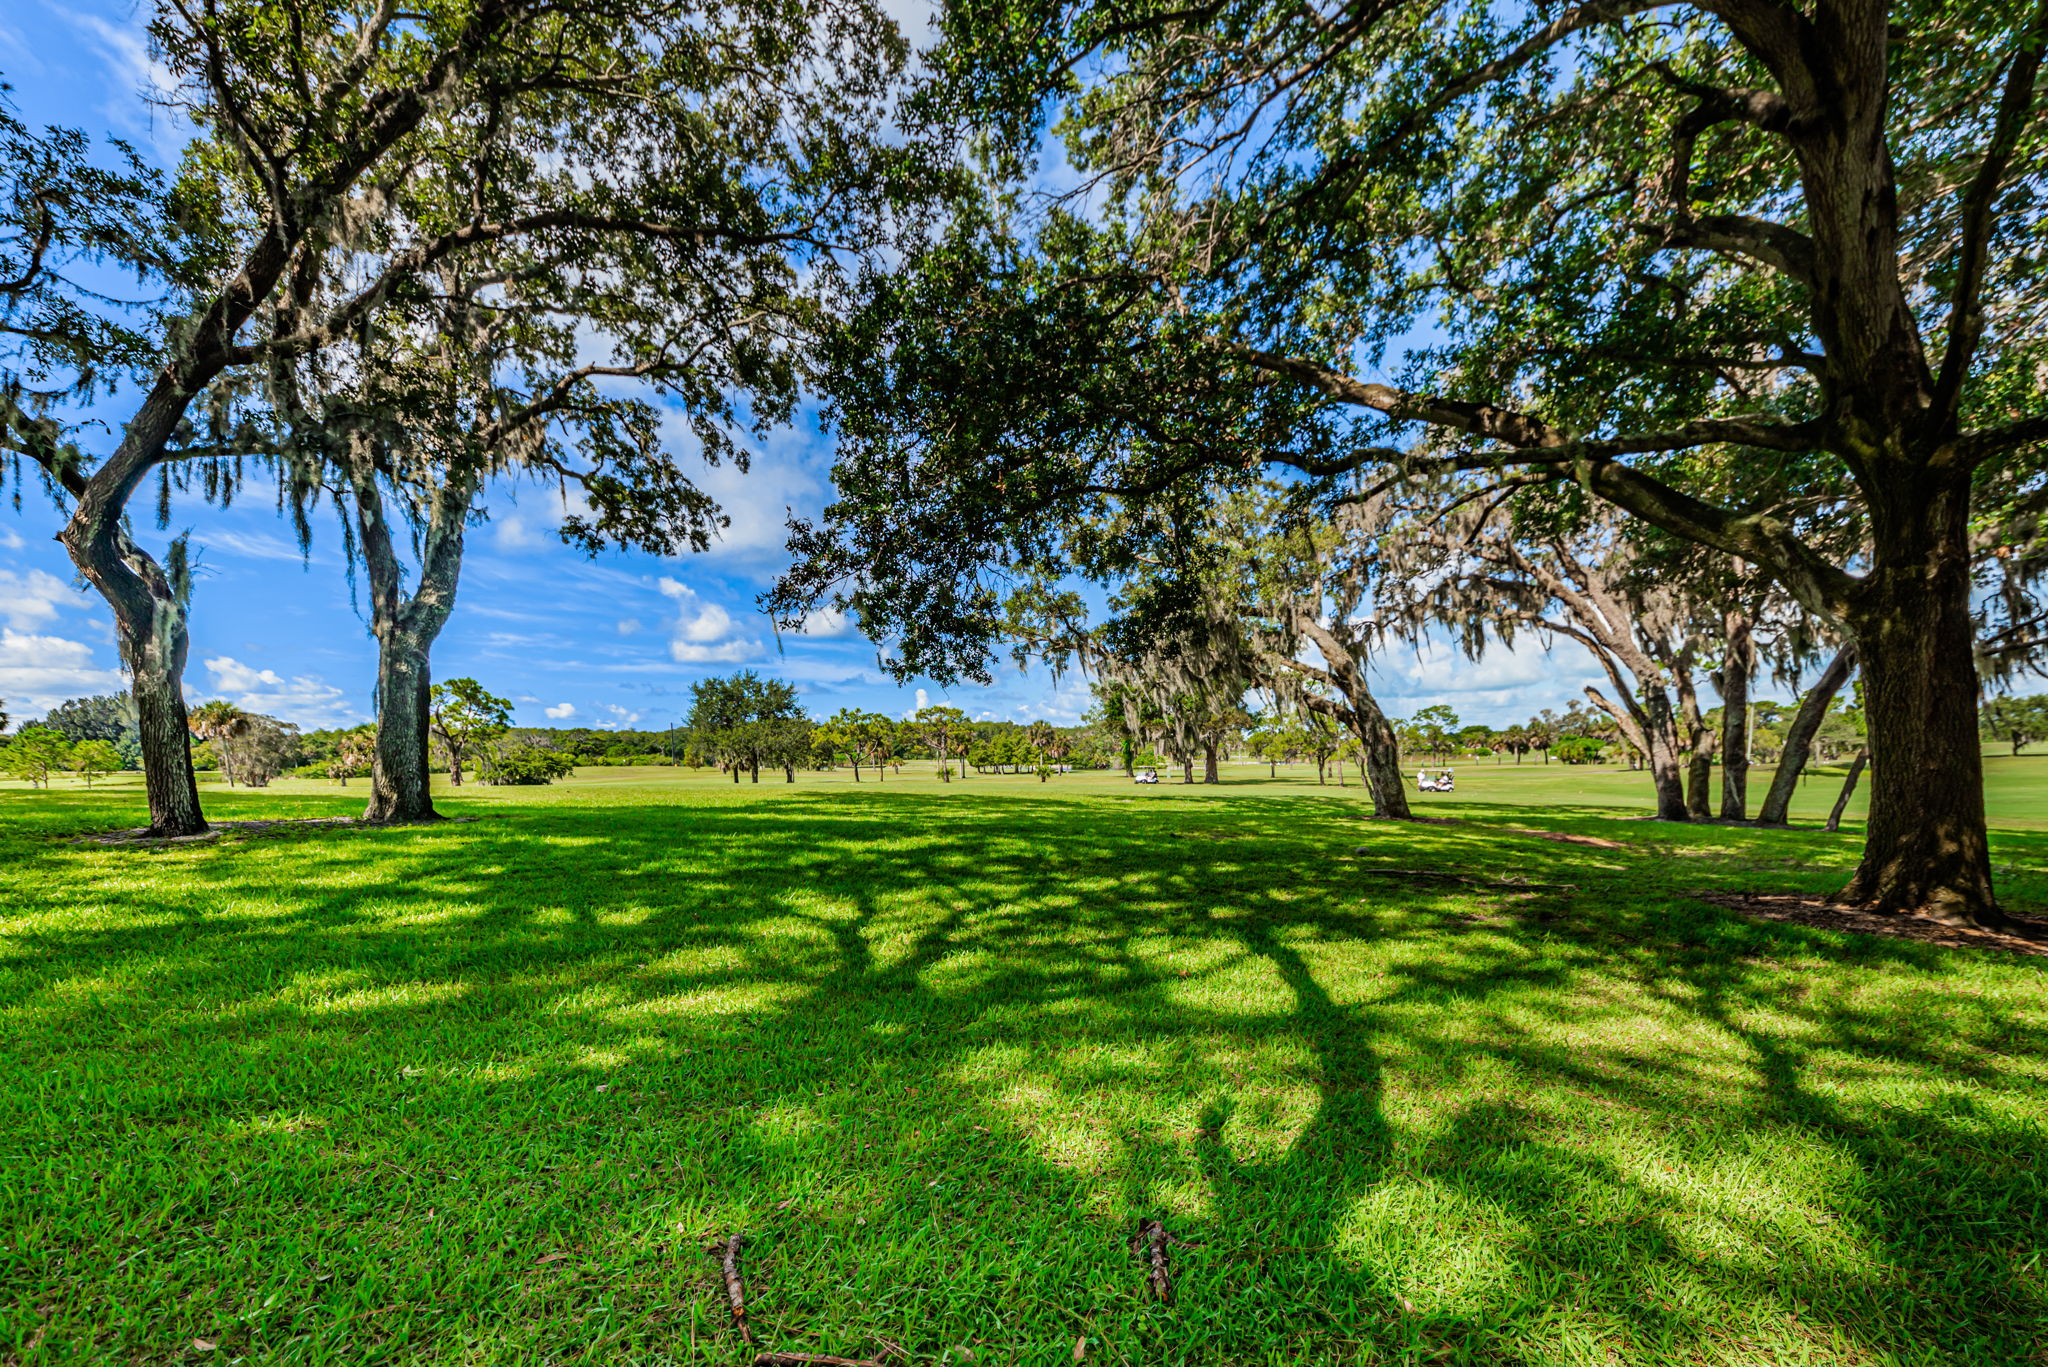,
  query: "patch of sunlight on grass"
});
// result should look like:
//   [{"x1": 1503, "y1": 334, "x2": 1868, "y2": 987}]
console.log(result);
[
  {"x1": 3, "y1": 779, "x2": 2045, "y2": 1365},
  {"x1": 989, "y1": 1078, "x2": 1125, "y2": 1173},
  {"x1": 301, "y1": 979, "x2": 469, "y2": 1016},
  {"x1": 608, "y1": 980, "x2": 806, "y2": 1020},
  {"x1": 1339, "y1": 1179, "x2": 1528, "y2": 1311},
  {"x1": 755, "y1": 1100, "x2": 831, "y2": 1145},
  {"x1": 227, "y1": 1110, "x2": 330, "y2": 1139}
]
